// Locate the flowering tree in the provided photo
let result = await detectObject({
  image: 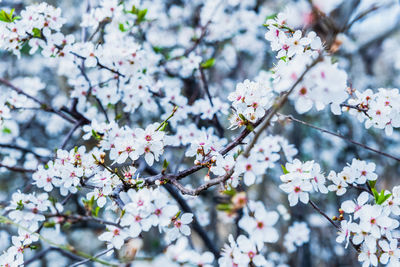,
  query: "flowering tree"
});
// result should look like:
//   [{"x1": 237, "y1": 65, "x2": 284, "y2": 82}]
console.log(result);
[{"x1": 1, "y1": 0, "x2": 400, "y2": 266}]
